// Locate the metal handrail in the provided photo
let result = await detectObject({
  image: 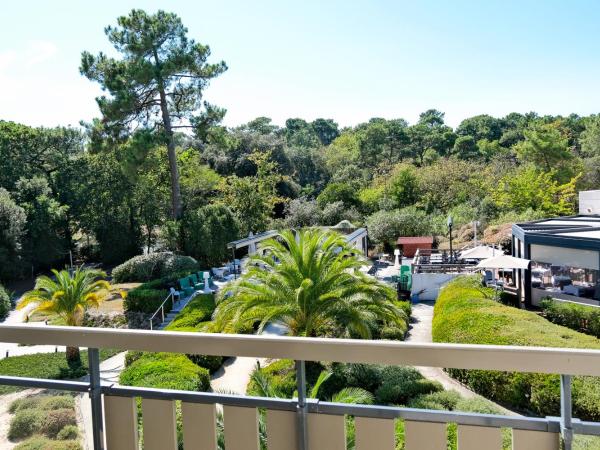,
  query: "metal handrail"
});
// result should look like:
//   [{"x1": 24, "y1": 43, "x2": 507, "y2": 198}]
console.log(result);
[
  {"x1": 148, "y1": 292, "x2": 174, "y2": 330},
  {"x1": 0, "y1": 326, "x2": 596, "y2": 450}
]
